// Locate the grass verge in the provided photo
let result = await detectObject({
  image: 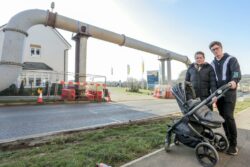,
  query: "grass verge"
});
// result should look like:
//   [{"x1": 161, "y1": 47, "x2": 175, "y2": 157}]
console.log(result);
[
  {"x1": 235, "y1": 98, "x2": 250, "y2": 114},
  {"x1": 0, "y1": 118, "x2": 173, "y2": 167},
  {"x1": 108, "y1": 87, "x2": 153, "y2": 96}
]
